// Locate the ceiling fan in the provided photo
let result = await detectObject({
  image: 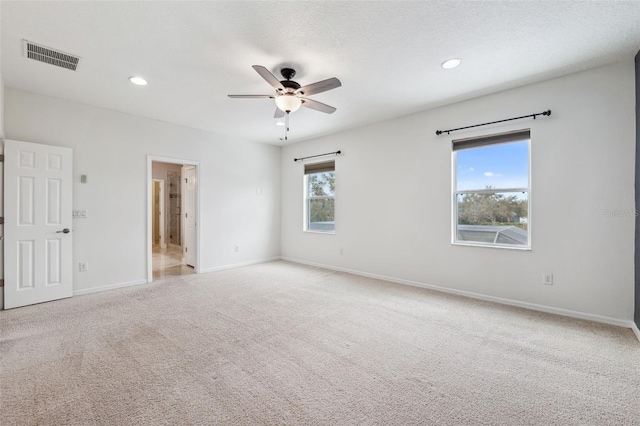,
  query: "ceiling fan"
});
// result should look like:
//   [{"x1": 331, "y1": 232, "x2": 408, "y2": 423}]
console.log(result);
[{"x1": 228, "y1": 65, "x2": 342, "y2": 119}]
